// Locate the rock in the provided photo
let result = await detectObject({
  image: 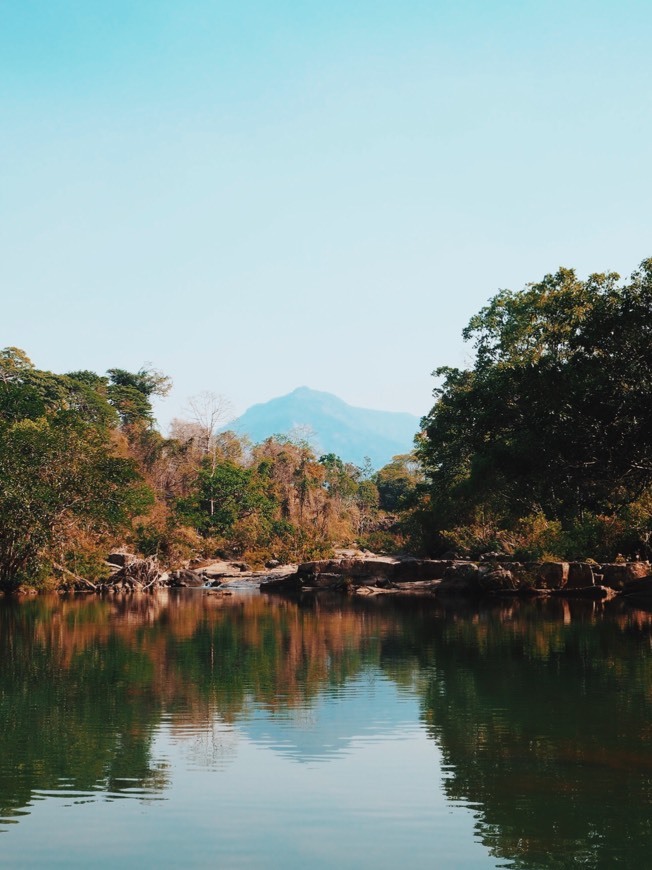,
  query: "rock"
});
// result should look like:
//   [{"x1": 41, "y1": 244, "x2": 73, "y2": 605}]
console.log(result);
[
  {"x1": 621, "y1": 577, "x2": 652, "y2": 596},
  {"x1": 310, "y1": 574, "x2": 352, "y2": 591},
  {"x1": 478, "y1": 568, "x2": 519, "y2": 593},
  {"x1": 551, "y1": 585, "x2": 615, "y2": 600},
  {"x1": 567, "y1": 563, "x2": 595, "y2": 588},
  {"x1": 203, "y1": 565, "x2": 230, "y2": 579},
  {"x1": 535, "y1": 562, "x2": 569, "y2": 589},
  {"x1": 106, "y1": 552, "x2": 137, "y2": 568},
  {"x1": 298, "y1": 560, "x2": 334, "y2": 576},
  {"x1": 297, "y1": 559, "x2": 395, "y2": 580},
  {"x1": 169, "y1": 570, "x2": 205, "y2": 588},
  {"x1": 265, "y1": 559, "x2": 281, "y2": 569},
  {"x1": 260, "y1": 573, "x2": 303, "y2": 593},
  {"x1": 438, "y1": 563, "x2": 480, "y2": 594},
  {"x1": 600, "y1": 562, "x2": 650, "y2": 590},
  {"x1": 392, "y1": 560, "x2": 449, "y2": 581},
  {"x1": 479, "y1": 551, "x2": 505, "y2": 562}
]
